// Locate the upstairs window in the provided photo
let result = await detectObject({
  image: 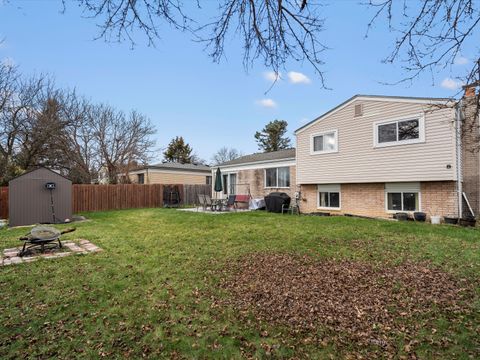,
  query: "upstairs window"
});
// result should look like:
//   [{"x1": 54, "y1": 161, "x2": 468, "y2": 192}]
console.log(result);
[
  {"x1": 265, "y1": 167, "x2": 290, "y2": 188},
  {"x1": 375, "y1": 116, "x2": 424, "y2": 147},
  {"x1": 311, "y1": 130, "x2": 338, "y2": 154}
]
